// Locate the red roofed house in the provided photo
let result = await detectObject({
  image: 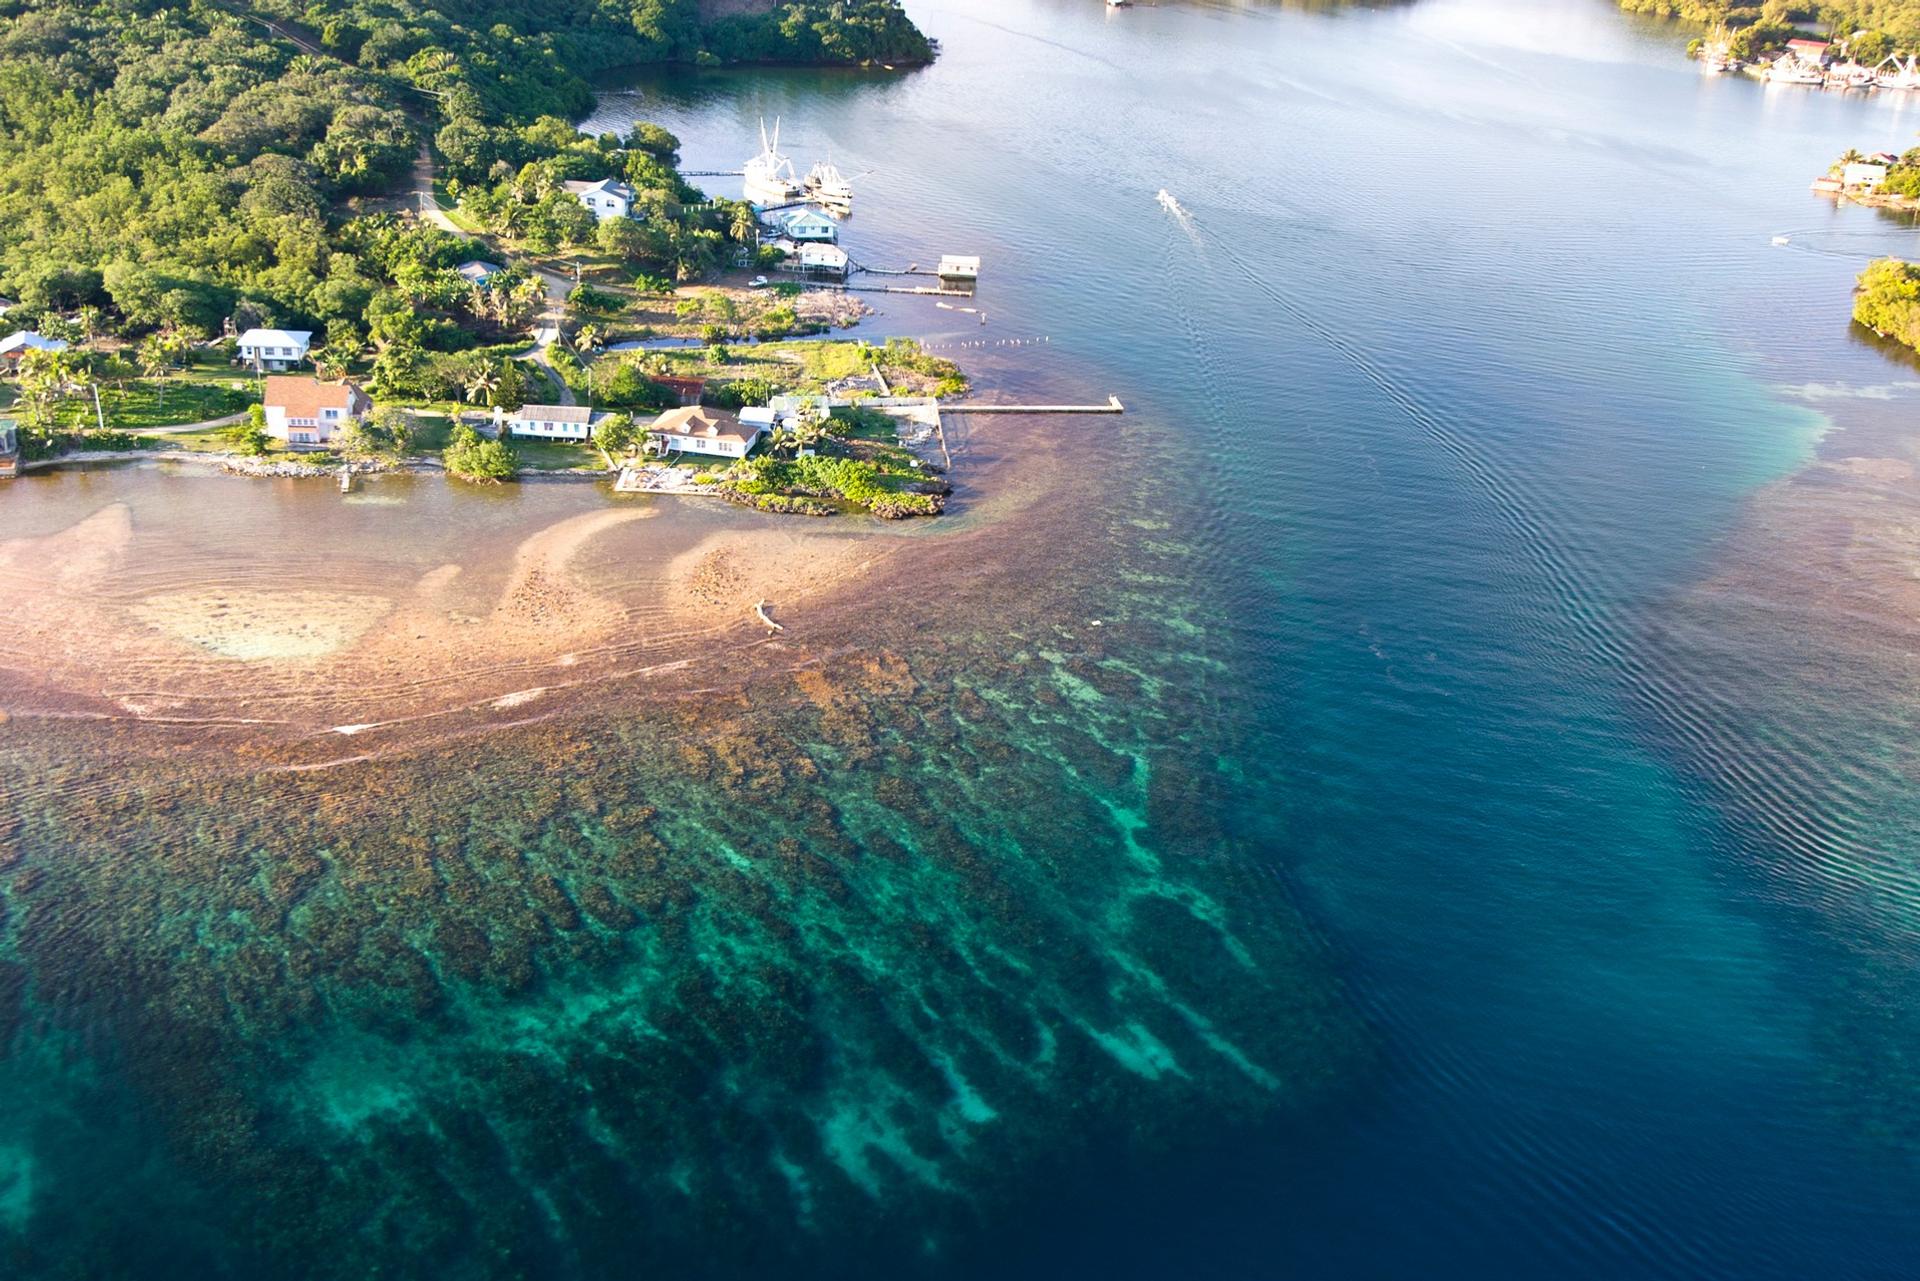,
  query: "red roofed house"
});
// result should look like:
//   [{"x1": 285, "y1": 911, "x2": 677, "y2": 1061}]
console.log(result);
[
  {"x1": 646, "y1": 405, "x2": 767, "y2": 459},
  {"x1": 262, "y1": 376, "x2": 371, "y2": 446},
  {"x1": 652, "y1": 375, "x2": 707, "y2": 407},
  {"x1": 1786, "y1": 38, "x2": 1829, "y2": 64}
]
